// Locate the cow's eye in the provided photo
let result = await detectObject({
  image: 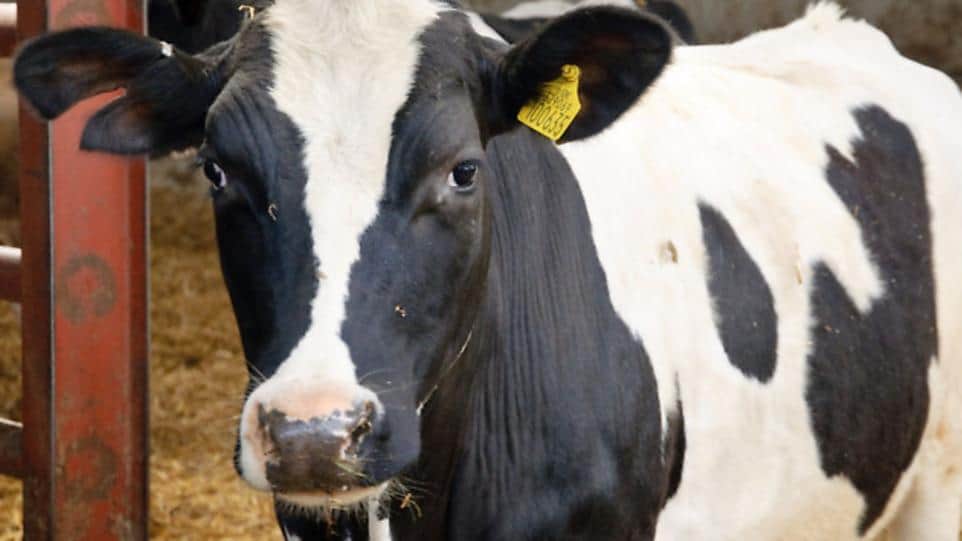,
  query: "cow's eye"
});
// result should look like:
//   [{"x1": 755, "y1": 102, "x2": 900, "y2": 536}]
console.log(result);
[
  {"x1": 202, "y1": 160, "x2": 228, "y2": 190},
  {"x1": 447, "y1": 161, "x2": 479, "y2": 192}
]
